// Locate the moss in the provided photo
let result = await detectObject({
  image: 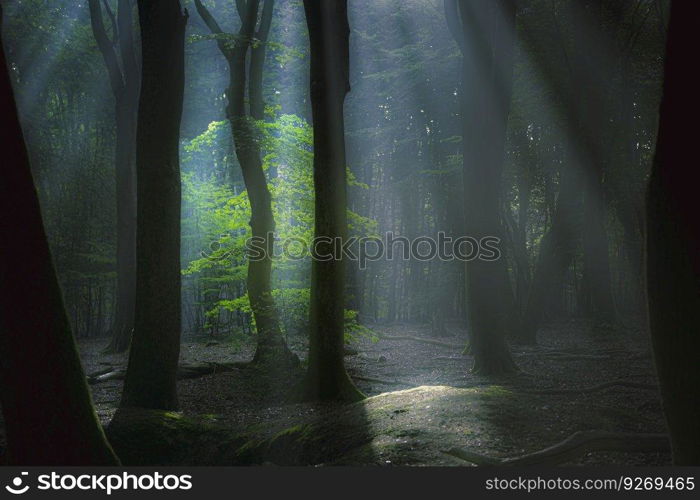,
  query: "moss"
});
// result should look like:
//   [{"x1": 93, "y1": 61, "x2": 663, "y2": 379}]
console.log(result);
[{"x1": 106, "y1": 408, "x2": 235, "y2": 465}]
